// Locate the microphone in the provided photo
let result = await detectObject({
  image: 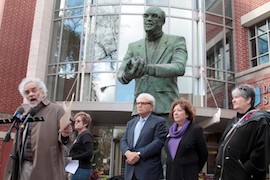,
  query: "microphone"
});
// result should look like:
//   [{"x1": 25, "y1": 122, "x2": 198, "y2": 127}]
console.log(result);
[
  {"x1": 12, "y1": 107, "x2": 25, "y2": 122},
  {"x1": 3, "y1": 107, "x2": 25, "y2": 142},
  {"x1": 20, "y1": 108, "x2": 38, "y2": 130}
]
